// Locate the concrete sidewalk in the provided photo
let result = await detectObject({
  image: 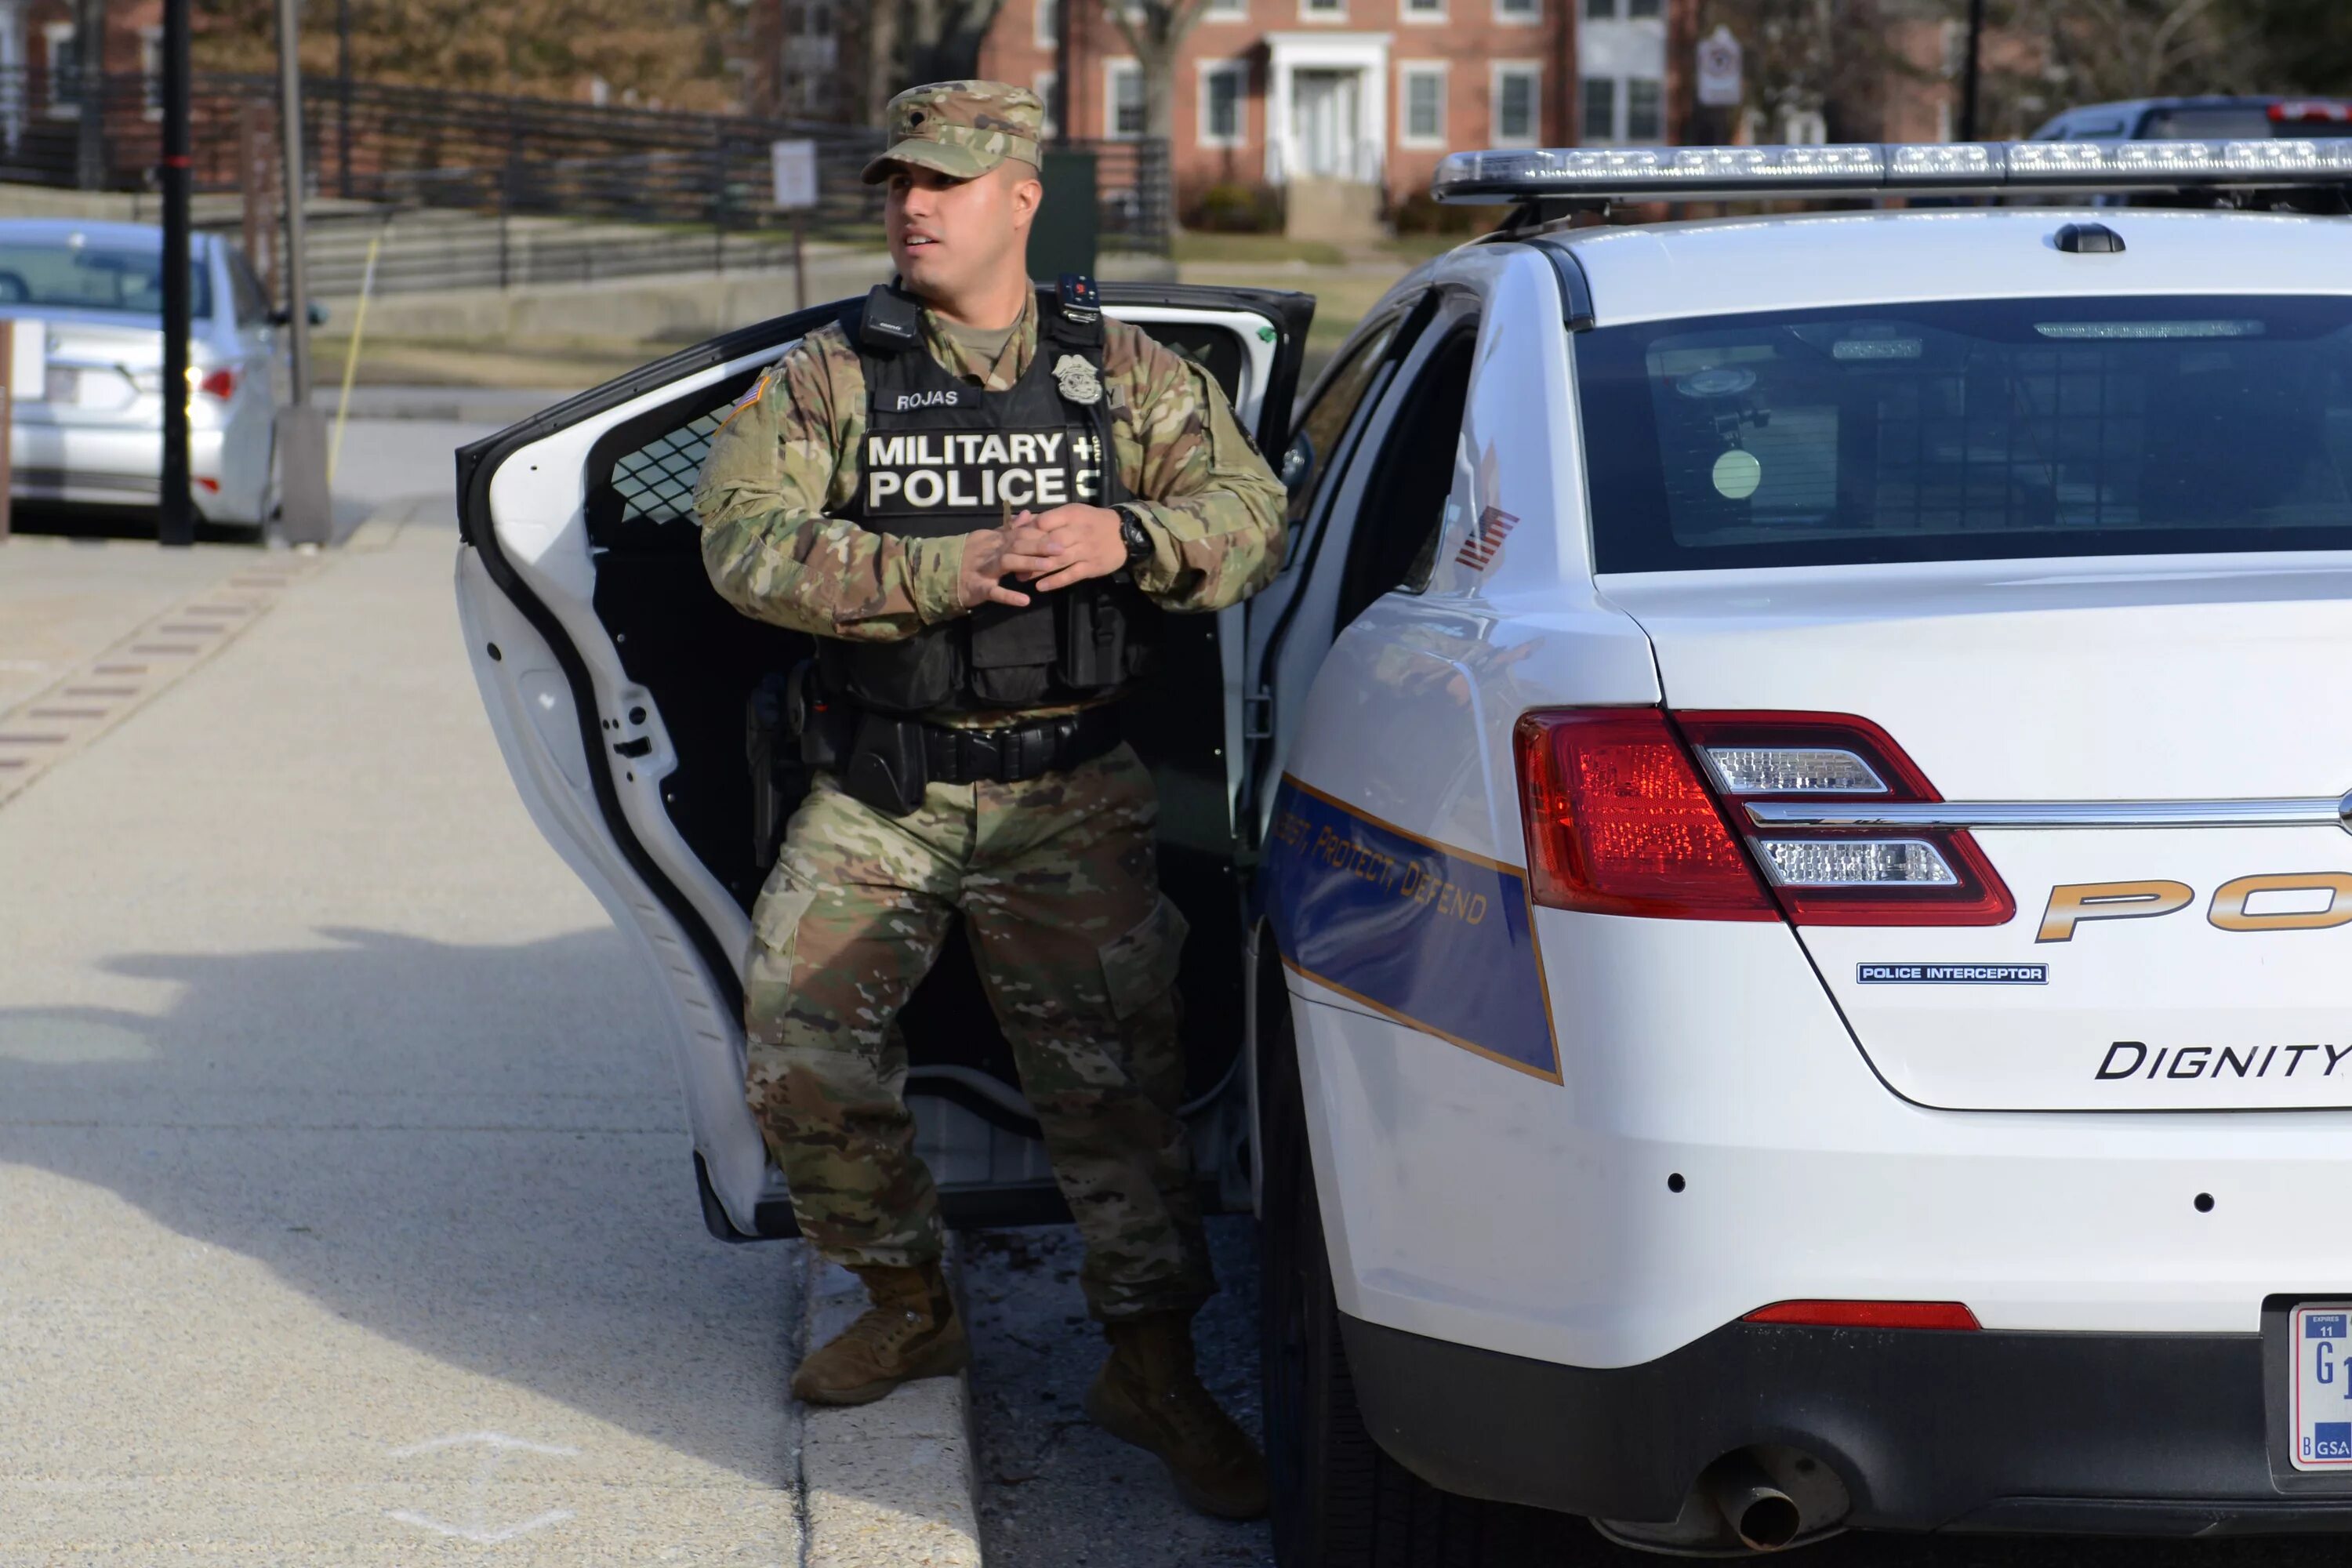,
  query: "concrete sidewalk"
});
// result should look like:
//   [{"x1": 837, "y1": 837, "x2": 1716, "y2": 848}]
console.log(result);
[{"x1": 0, "y1": 520, "x2": 812, "y2": 1563}]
